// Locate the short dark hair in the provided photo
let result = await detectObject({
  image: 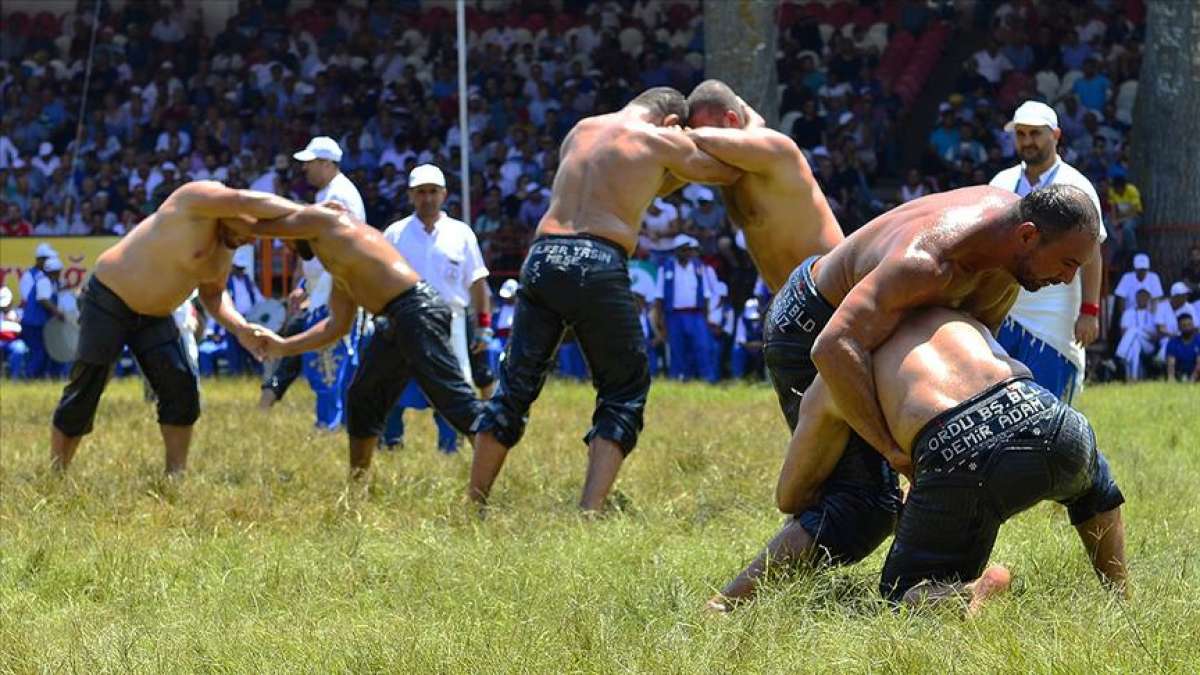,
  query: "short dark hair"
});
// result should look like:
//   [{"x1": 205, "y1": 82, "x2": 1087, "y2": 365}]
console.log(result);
[
  {"x1": 686, "y1": 79, "x2": 743, "y2": 125},
  {"x1": 1017, "y1": 183, "x2": 1100, "y2": 241},
  {"x1": 1179, "y1": 312, "x2": 1194, "y2": 323},
  {"x1": 629, "y1": 87, "x2": 687, "y2": 122}
]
